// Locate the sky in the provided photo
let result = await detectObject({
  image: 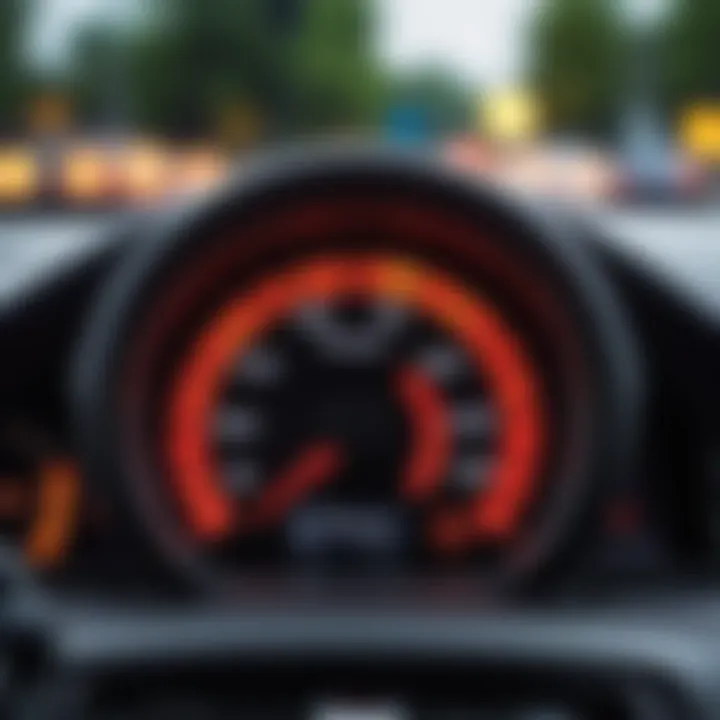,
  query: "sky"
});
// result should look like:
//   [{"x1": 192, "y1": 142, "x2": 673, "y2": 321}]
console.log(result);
[
  {"x1": 377, "y1": 0, "x2": 539, "y2": 90},
  {"x1": 31, "y1": 0, "x2": 539, "y2": 89},
  {"x1": 31, "y1": 0, "x2": 139, "y2": 67},
  {"x1": 32, "y1": 0, "x2": 98, "y2": 64}
]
